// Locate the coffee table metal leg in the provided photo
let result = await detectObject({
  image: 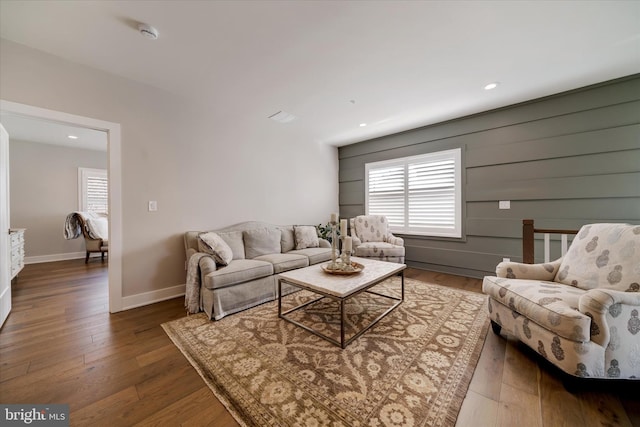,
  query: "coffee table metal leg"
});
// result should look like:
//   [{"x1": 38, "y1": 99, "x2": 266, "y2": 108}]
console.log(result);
[
  {"x1": 278, "y1": 278, "x2": 282, "y2": 317},
  {"x1": 340, "y1": 299, "x2": 346, "y2": 348}
]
